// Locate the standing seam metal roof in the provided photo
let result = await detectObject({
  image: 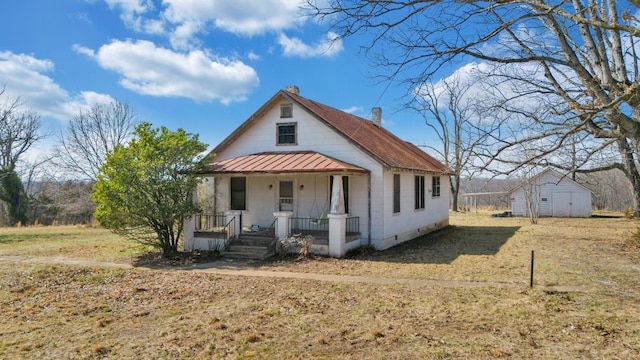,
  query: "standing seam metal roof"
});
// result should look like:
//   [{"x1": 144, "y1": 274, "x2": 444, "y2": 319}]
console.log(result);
[{"x1": 205, "y1": 151, "x2": 368, "y2": 174}]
